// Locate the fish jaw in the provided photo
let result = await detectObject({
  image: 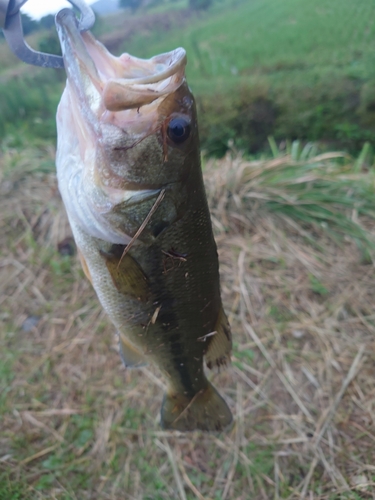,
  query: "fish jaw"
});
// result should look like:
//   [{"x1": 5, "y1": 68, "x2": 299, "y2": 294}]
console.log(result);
[
  {"x1": 55, "y1": 9, "x2": 187, "y2": 126},
  {"x1": 55, "y1": 9, "x2": 193, "y2": 243}
]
